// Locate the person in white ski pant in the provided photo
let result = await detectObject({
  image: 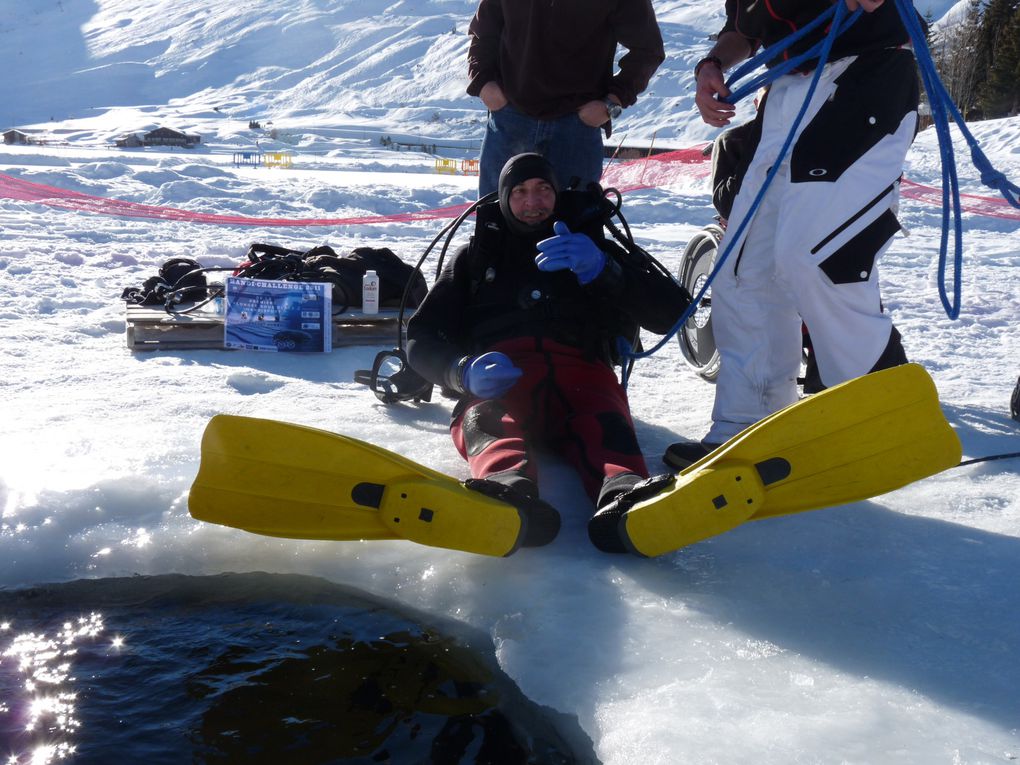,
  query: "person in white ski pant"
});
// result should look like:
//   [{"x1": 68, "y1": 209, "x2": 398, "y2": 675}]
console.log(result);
[
  {"x1": 707, "y1": 54, "x2": 917, "y2": 444},
  {"x1": 675, "y1": 0, "x2": 921, "y2": 454}
]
